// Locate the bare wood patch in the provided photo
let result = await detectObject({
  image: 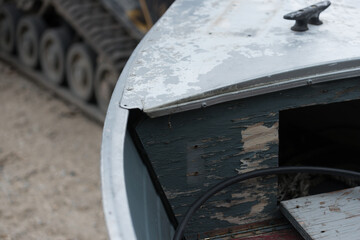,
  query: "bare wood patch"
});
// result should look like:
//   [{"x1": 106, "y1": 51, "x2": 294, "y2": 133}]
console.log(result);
[{"x1": 241, "y1": 122, "x2": 279, "y2": 153}]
